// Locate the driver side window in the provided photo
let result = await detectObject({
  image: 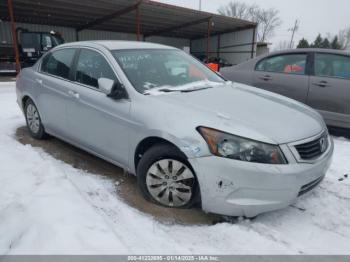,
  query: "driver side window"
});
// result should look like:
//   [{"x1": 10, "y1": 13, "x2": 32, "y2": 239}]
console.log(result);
[{"x1": 75, "y1": 49, "x2": 116, "y2": 88}]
